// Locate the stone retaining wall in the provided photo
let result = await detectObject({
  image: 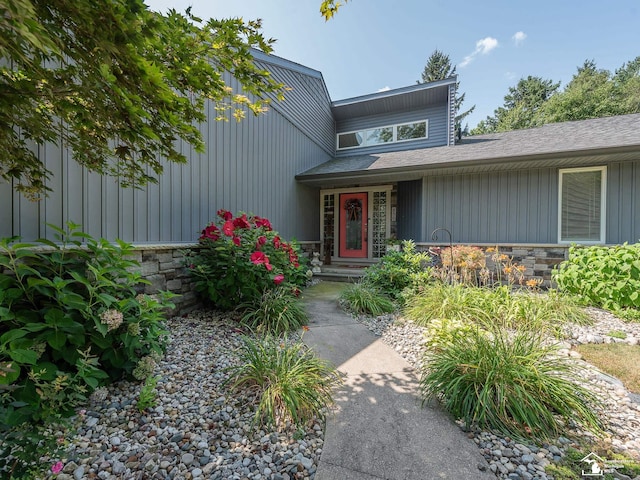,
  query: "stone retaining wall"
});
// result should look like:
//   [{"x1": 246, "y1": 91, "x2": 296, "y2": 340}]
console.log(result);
[
  {"x1": 415, "y1": 243, "x2": 570, "y2": 287},
  {"x1": 128, "y1": 244, "x2": 199, "y2": 315},
  {"x1": 132, "y1": 241, "x2": 321, "y2": 315}
]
